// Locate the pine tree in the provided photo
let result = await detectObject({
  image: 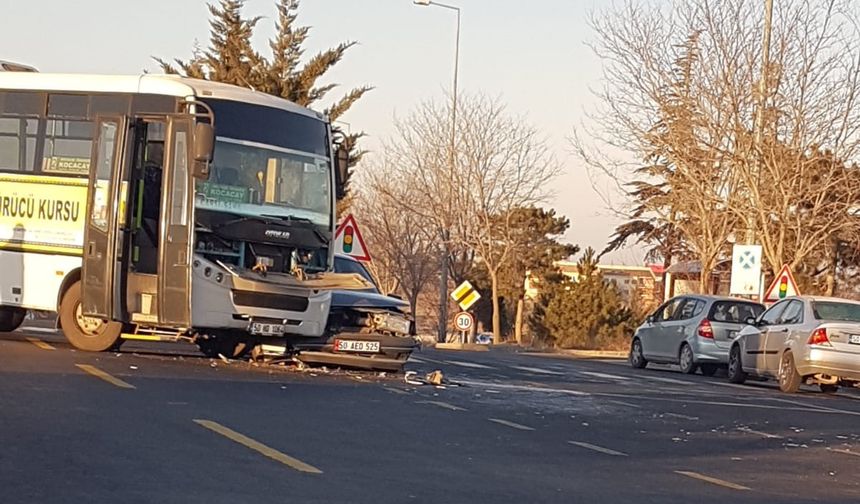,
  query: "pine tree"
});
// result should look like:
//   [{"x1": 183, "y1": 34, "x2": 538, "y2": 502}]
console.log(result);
[{"x1": 155, "y1": 0, "x2": 371, "y2": 204}]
